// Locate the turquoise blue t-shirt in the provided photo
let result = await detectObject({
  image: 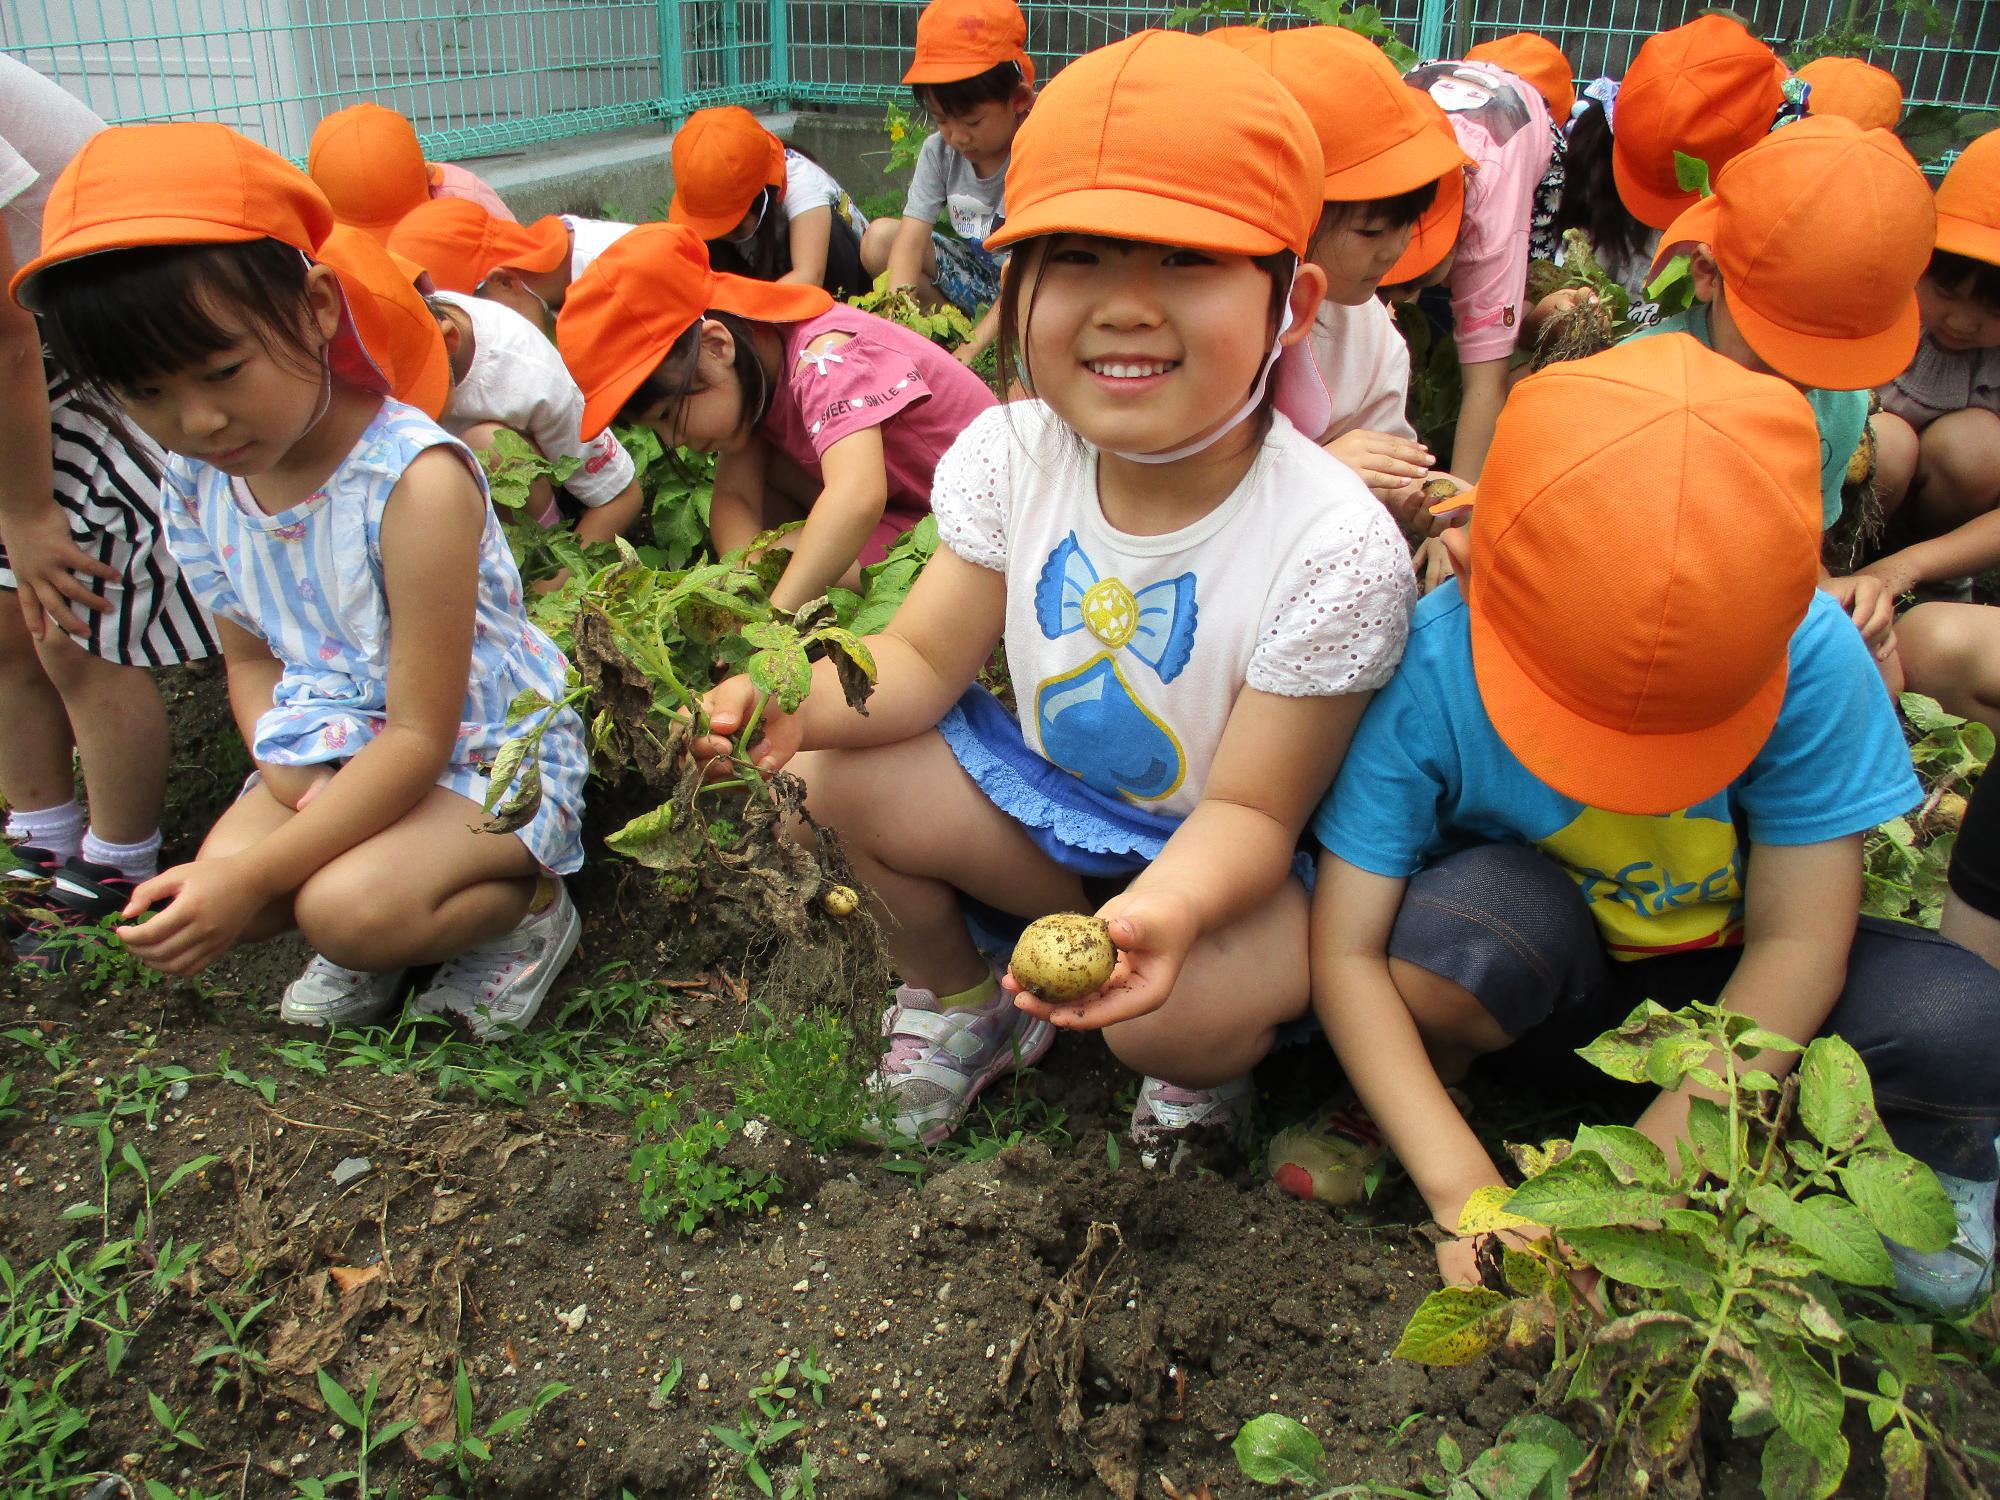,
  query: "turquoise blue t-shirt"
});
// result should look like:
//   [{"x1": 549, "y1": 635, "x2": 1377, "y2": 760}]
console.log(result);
[
  {"x1": 1625, "y1": 305, "x2": 1865, "y2": 531},
  {"x1": 1311, "y1": 585, "x2": 1918, "y2": 960}
]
